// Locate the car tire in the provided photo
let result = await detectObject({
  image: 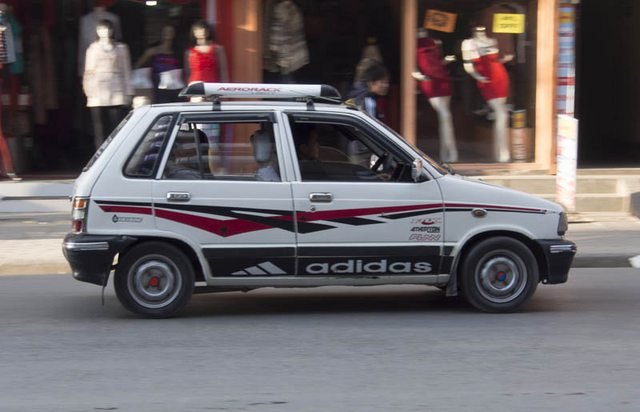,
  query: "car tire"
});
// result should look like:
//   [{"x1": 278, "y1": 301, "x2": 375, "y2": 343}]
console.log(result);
[
  {"x1": 459, "y1": 237, "x2": 539, "y2": 313},
  {"x1": 114, "y1": 242, "x2": 195, "y2": 318}
]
